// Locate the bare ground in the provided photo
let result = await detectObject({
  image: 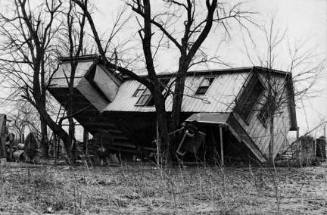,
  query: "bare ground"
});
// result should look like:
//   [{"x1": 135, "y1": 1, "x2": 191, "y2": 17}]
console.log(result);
[{"x1": 0, "y1": 162, "x2": 327, "y2": 214}]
